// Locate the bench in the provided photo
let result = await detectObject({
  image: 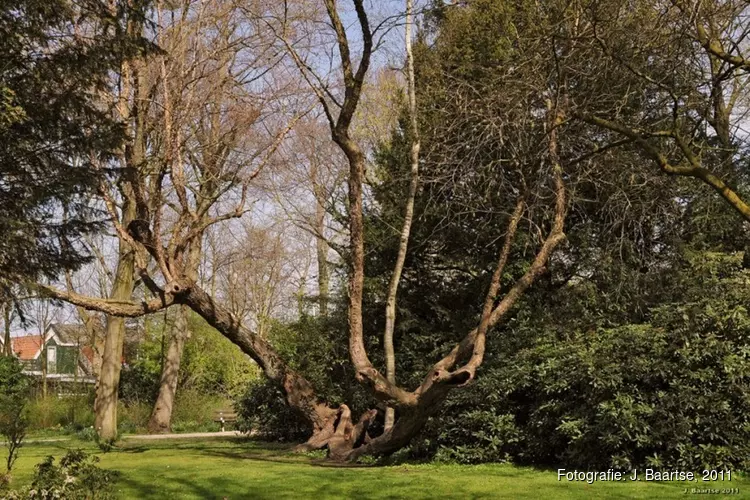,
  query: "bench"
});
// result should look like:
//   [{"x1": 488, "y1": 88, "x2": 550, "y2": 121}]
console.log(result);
[{"x1": 213, "y1": 409, "x2": 238, "y2": 432}]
